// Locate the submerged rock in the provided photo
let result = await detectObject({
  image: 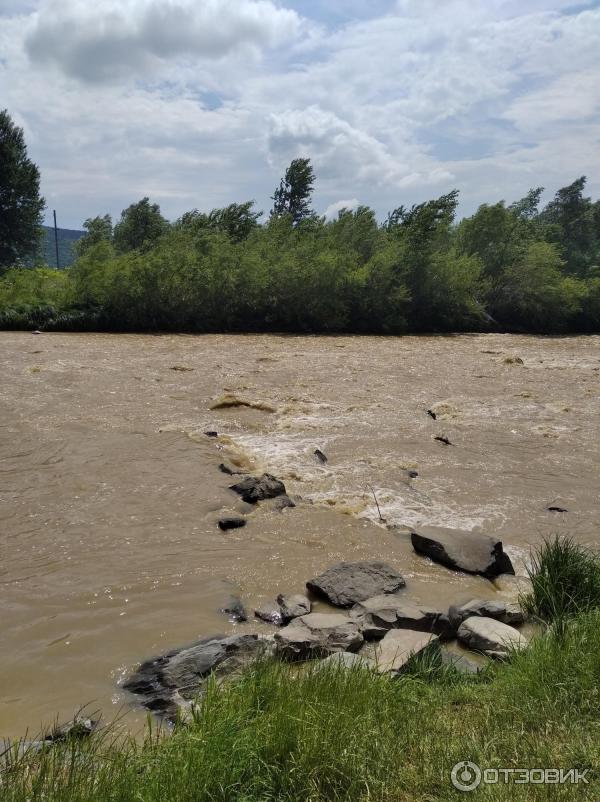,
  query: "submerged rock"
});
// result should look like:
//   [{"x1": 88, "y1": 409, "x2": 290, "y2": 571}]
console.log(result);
[
  {"x1": 255, "y1": 604, "x2": 284, "y2": 626},
  {"x1": 273, "y1": 494, "x2": 296, "y2": 510},
  {"x1": 410, "y1": 526, "x2": 514, "y2": 578},
  {"x1": 229, "y1": 474, "x2": 286, "y2": 504},
  {"x1": 371, "y1": 629, "x2": 439, "y2": 674},
  {"x1": 123, "y1": 633, "x2": 268, "y2": 715},
  {"x1": 440, "y1": 649, "x2": 484, "y2": 675},
  {"x1": 306, "y1": 561, "x2": 406, "y2": 608},
  {"x1": 457, "y1": 616, "x2": 527, "y2": 657},
  {"x1": 277, "y1": 593, "x2": 311, "y2": 623},
  {"x1": 218, "y1": 516, "x2": 246, "y2": 531},
  {"x1": 314, "y1": 448, "x2": 328, "y2": 463},
  {"x1": 351, "y1": 596, "x2": 453, "y2": 639},
  {"x1": 220, "y1": 596, "x2": 248, "y2": 623},
  {"x1": 274, "y1": 613, "x2": 364, "y2": 660},
  {"x1": 448, "y1": 598, "x2": 524, "y2": 629}
]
